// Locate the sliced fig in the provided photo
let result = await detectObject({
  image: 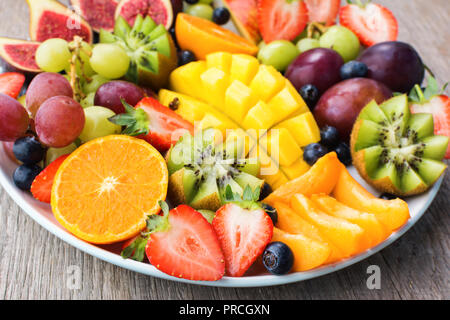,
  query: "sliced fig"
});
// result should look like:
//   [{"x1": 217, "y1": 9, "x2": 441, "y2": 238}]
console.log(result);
[
  {"x1": 70, "y1": 0, "x2": 120, "y2": 32},
  {"x1": 27, "y1": 0, "x2": 93, "y2": 43},
  {"x1": 0, "y1": 37, "x2": 41, "y2": 74},
  {"x1": 223, "y1": 0, "x2": 261, "y2": 44},
  {"x1": 115, "y1": 0, "x2": 173, "y2": 30}
]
